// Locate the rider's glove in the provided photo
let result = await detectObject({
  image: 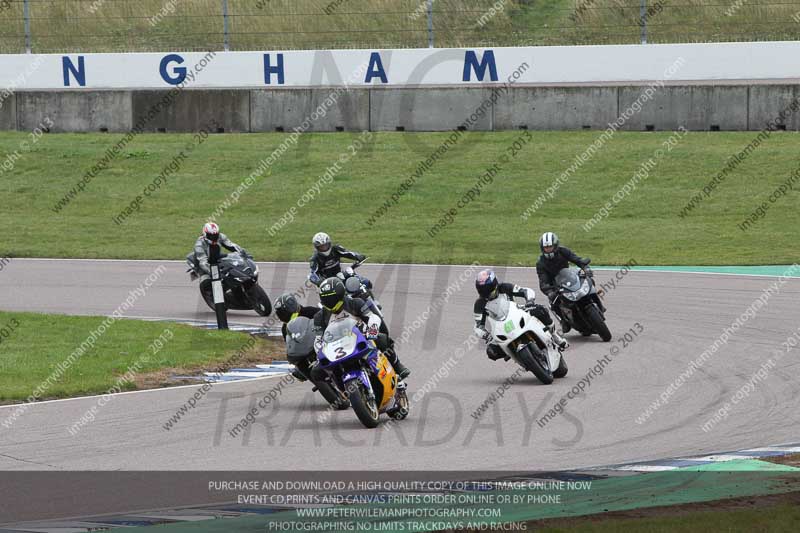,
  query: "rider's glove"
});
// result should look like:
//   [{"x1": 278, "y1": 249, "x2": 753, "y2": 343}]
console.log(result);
[
  {"x1": 547, "y1": 291, "x2": 557, "y2": 304},
  {"x1": 523, "y1": 300, "x2": 536, "y2": 311},
  {"x1": 474, "y1": 326, "x2": 490, "y2": 341},
  {"x1": 355, "y1": 254, "x2": 366, "y2": 262},
  {"x1": 343, "y1": 266, "x2": 355, "y2": 277},
  {"x1": 582, "y1": 266, "x2": 593, "y2": 278}
]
